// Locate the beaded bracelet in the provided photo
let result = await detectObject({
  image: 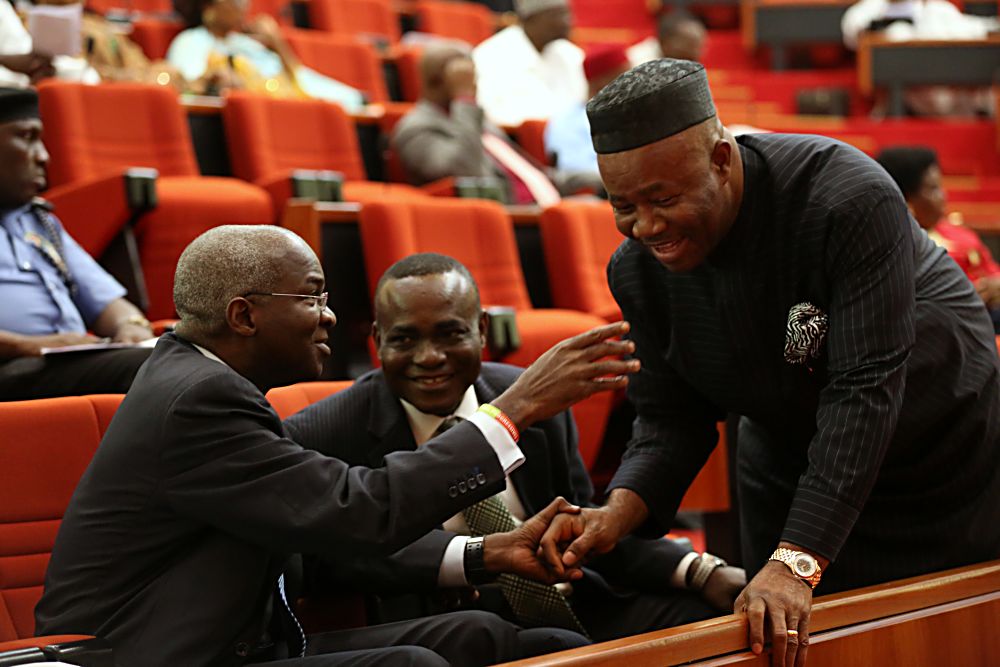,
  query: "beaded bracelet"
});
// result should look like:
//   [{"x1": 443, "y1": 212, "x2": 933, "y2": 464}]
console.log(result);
[{"x1": 477, "y1": 404, "x2": 520, "y2": 442}]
